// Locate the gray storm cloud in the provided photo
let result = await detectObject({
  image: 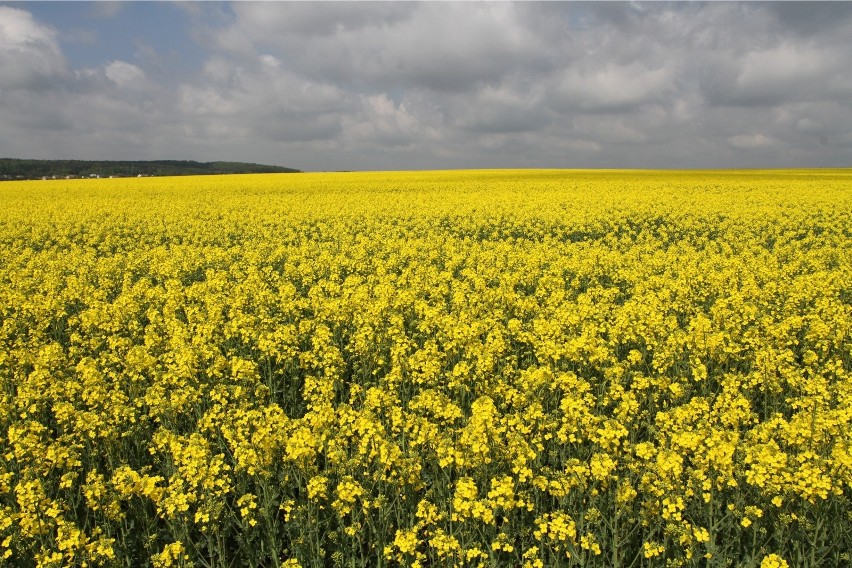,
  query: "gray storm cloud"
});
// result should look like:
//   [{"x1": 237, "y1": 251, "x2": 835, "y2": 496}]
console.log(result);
[{"x1": 1, "y1": 2, "x2": 851, "y2": 170}]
